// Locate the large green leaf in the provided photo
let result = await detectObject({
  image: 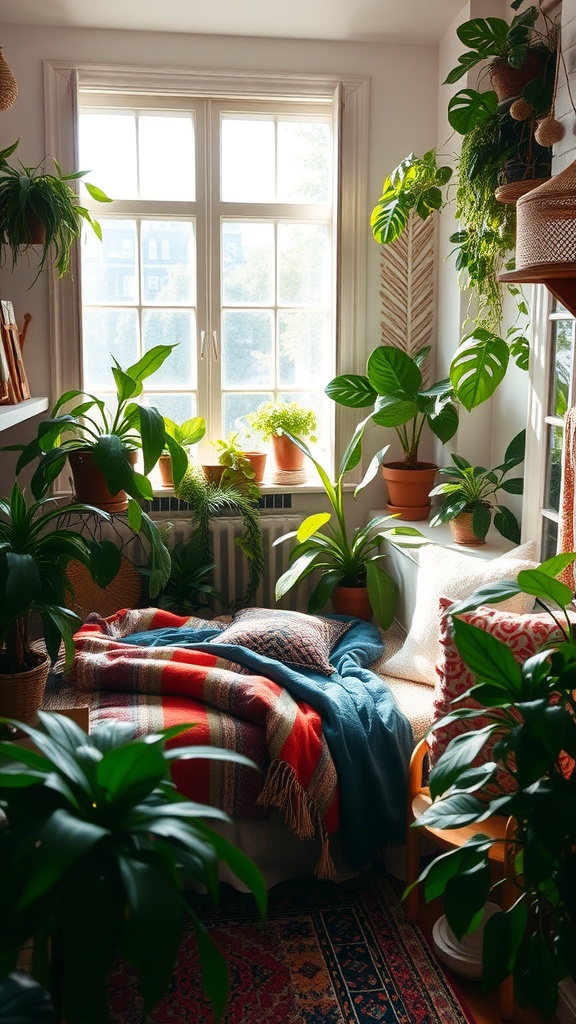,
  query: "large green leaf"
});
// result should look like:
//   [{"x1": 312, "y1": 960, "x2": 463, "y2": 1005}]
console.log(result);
[
  {"x1": 5, "y1": 553, "x2": 41, "y2": 614},
  {"x1": 417, "y1": 792, "x2": 504, "y2": 830},
  {"x1": 429, "y1": 725, "x2": 498, "y2": 799},
  {"x1": 515, "y1": 568, "x2": 573, "y2": 607},
  {"x1": 444, "y1": 859, "x2": 491, "y2": 941},
  {"x1": 427, "y1": 402, "x2": 459, "y2": 443},
  {"x1": 96, "y1": 738, "x2": 168, "y2": 803},
  {"x1": 91, "y1": 434, "x2": 134, "y2": 495},
  {"x1": 481, "y1": 902, "x2": 528, "y2": 989},
  {"x1": 17, "y1": 809, "x2": 109, "y2": 909},
  {"x1": 457, "y1": 17, "x2": 509, "y2": 54},
  {"x1": 372, "y1": 395, "x2": 420, "y2": 428},
  {"x1": 138, "y1": 404, "x2": 166, "y2": 475},
  {"x1": 370, "y1": 195, "x2": 410, "y2": 245},
  {"x1": 324, "y1": 374, "x2": 376, "y2": 408},
  {"x1": 367, "y1": 345, "x2": 421, "y2": 398},
  {"x1": 296, "y1": 513, "x2": 331, "y2": 543},
  {"x1": 365, "y1": 560, "x2": 397, "y2": 630},
  {"x1": 449, "y1": 579, "x2": 522, "y2": 615},
  {"x1": 447, "y1": 88, "x2": 498, "y2": 133},
  {"x1": 453, "y1": 618, "x2": 522, "y2": 695},
  {"x1": 450, "y1": 332, "x2": 509, "y2": 411},
  {"x1": 126, "y1": 344, "x2": 177, "y2": 383},
  {"x1": 275, "y1": 549, "x2": 320, "y2": 600},
  {"x1": 163, "y1": 435, "x2": 189, "y2": 490}
]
